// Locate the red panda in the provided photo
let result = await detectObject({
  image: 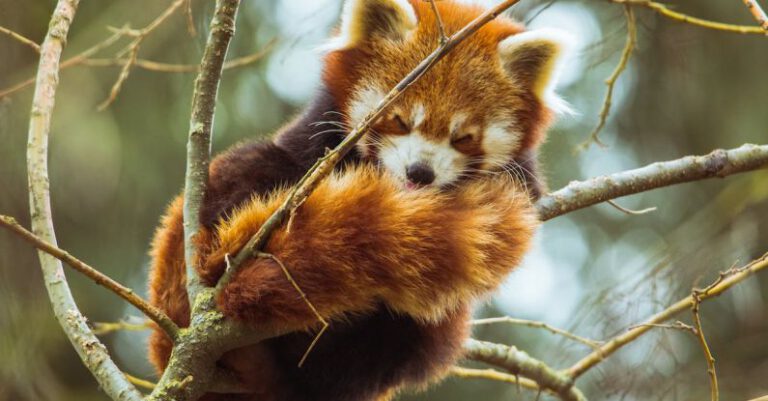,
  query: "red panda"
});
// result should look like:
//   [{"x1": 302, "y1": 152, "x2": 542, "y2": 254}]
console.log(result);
[{"x1": 147, "y1": 1, "x2": 572, "y2": 400}]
